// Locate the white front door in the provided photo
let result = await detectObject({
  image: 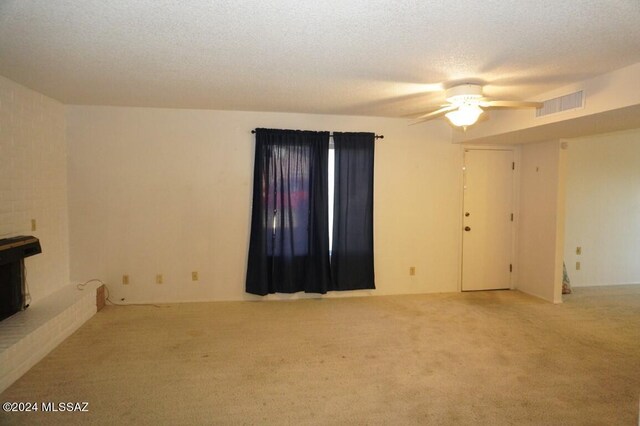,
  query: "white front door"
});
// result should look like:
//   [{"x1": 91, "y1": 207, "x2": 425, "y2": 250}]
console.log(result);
[{"x1": 462, "y1": 149, "x2": 514, "y2": 291}]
